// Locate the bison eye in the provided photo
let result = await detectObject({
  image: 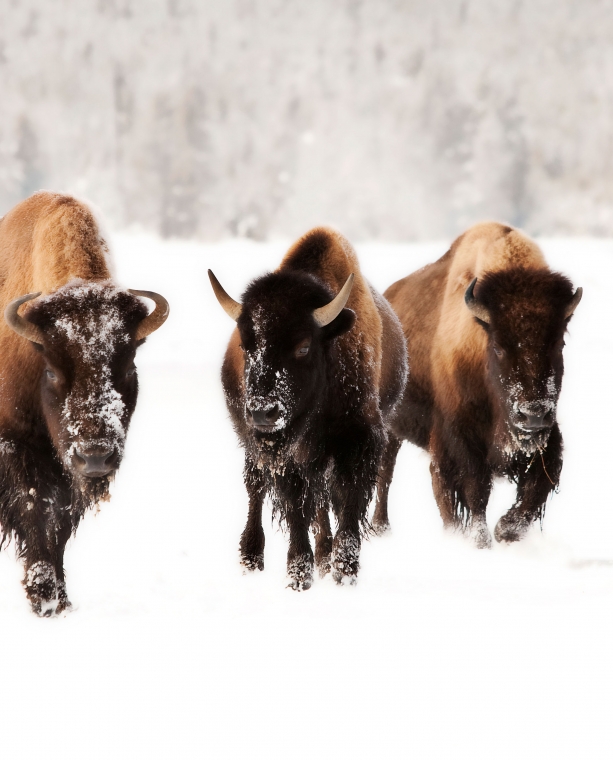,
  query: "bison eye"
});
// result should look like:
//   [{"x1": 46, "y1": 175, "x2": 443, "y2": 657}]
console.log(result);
[
  {"x1": 126, "y1": 366, "x2": 136, "y2": 378},
  {"x1": 294, "y1": 337, "x2": 312, "y2": 359},
  {"x1": 492, "y1": 343, "x2": 504, "y2": 358},
  {"x1": 45, "y1": 369, "x2": 57, "y2": 381}
]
